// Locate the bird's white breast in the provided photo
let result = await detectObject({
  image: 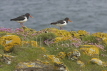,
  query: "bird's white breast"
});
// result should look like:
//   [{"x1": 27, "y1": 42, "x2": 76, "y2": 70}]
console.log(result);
[{"x1": 56, "y1": 21, "x2": 67, "y2": 27}]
